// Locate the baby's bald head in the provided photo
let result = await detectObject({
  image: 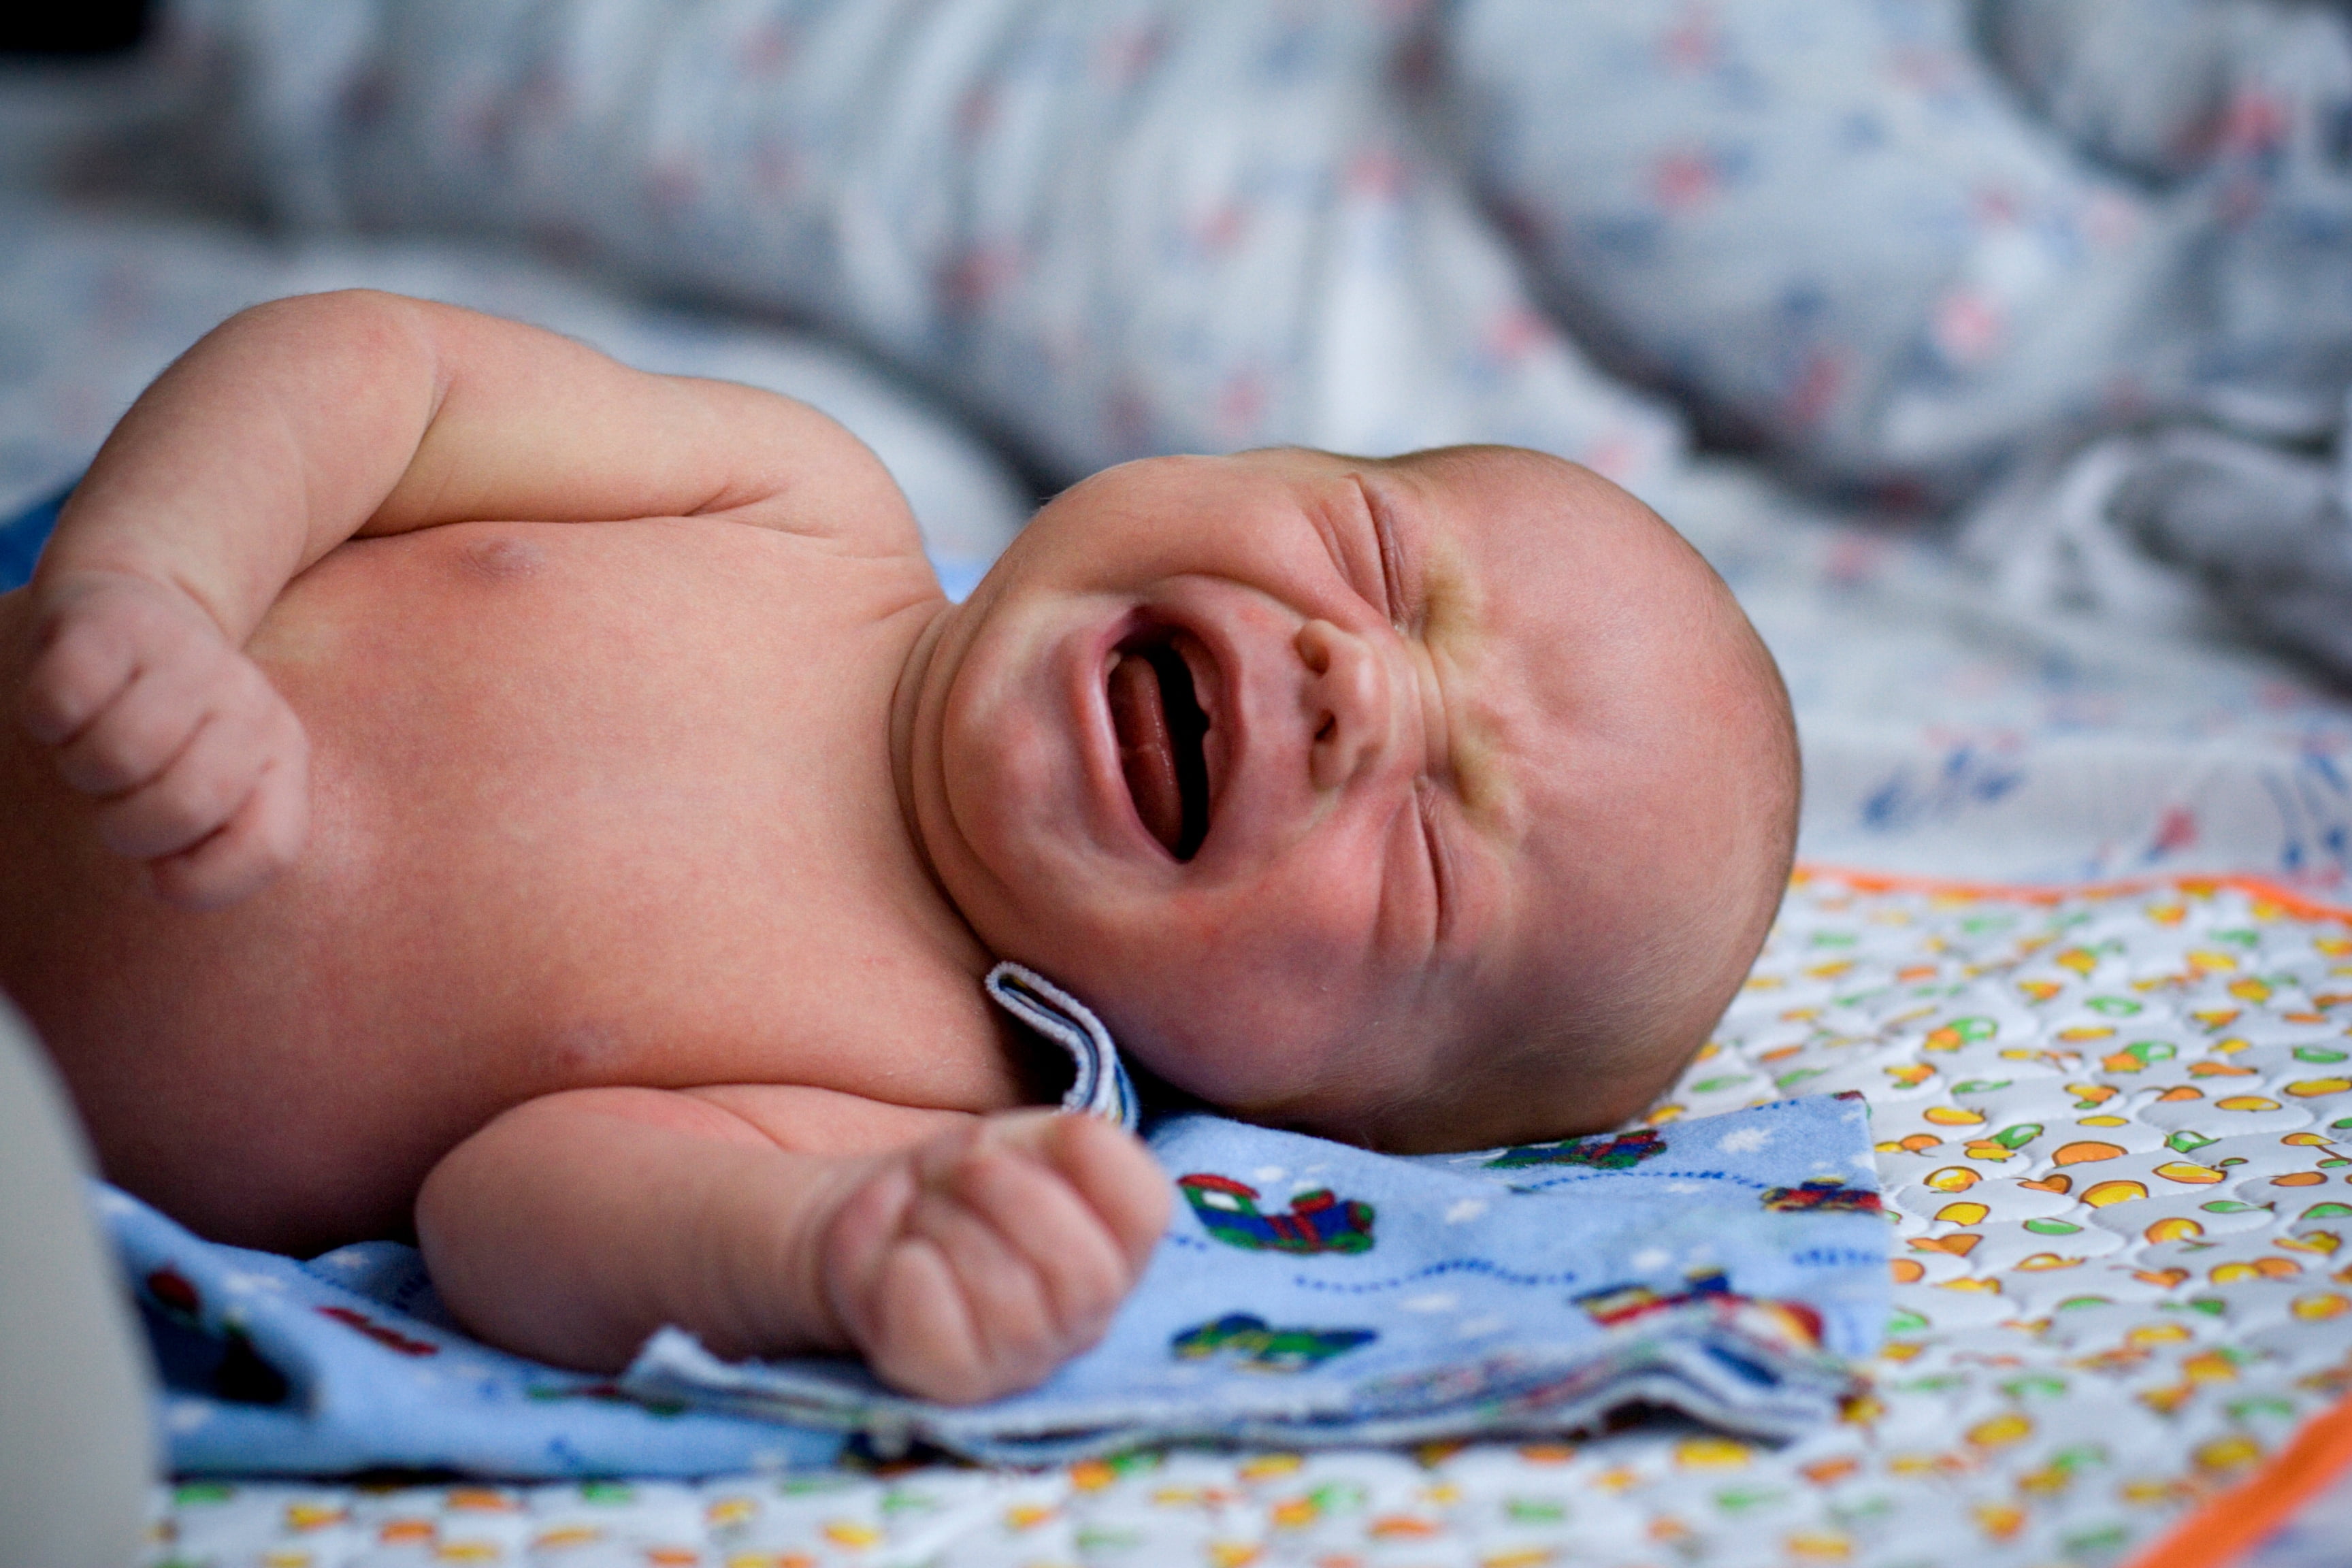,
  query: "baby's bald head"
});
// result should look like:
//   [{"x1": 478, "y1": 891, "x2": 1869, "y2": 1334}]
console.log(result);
[{"x1": 919, "y1": 444, "x2": 1797, "y2": 1154}]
